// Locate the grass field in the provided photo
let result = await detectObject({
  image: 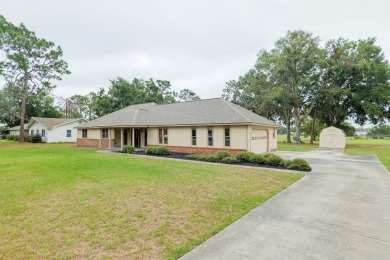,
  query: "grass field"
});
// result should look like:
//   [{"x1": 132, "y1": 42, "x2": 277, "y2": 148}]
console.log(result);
[
  {"x1": 0, "y1": 141, "x2": 302, "y2": 259},
  {"x1": 277, "y1": 134, "x2": 390, "y2": 171}
]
